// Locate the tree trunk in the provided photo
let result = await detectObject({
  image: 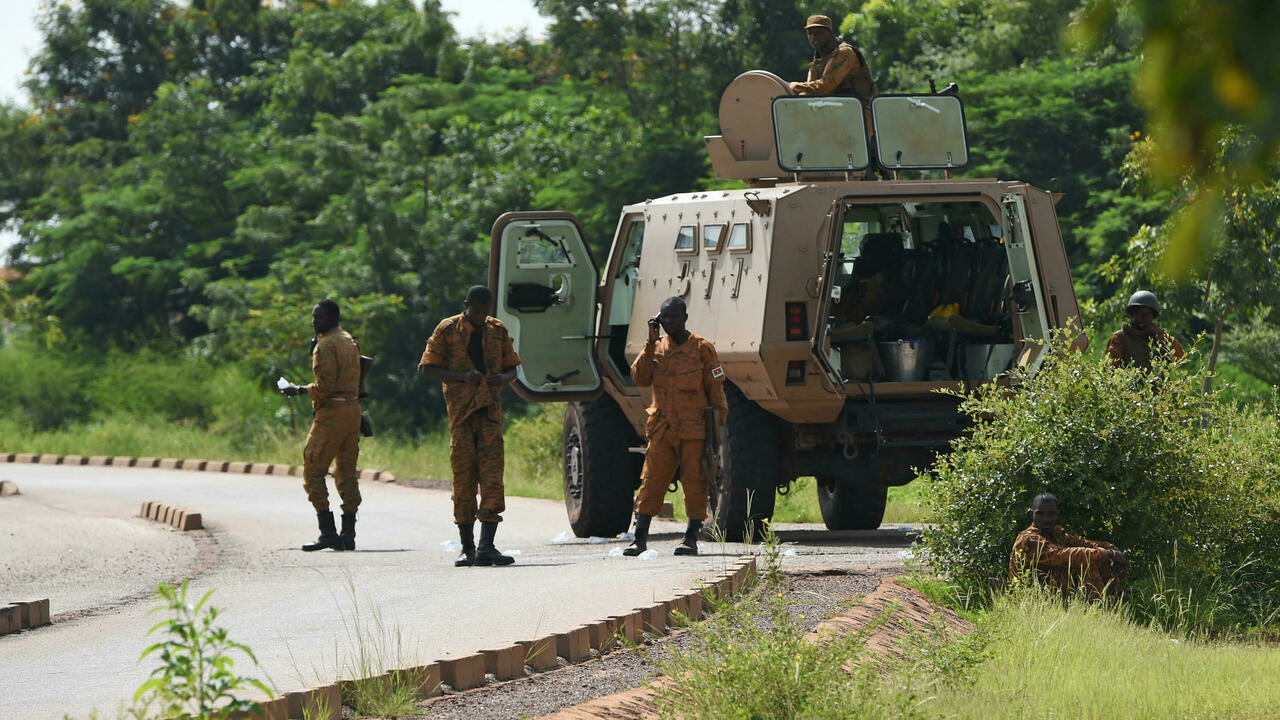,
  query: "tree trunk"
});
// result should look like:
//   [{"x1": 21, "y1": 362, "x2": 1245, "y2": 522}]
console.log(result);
[{"x1": 1203, "y1": 317, "x2": 1224, "y2": 395}]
